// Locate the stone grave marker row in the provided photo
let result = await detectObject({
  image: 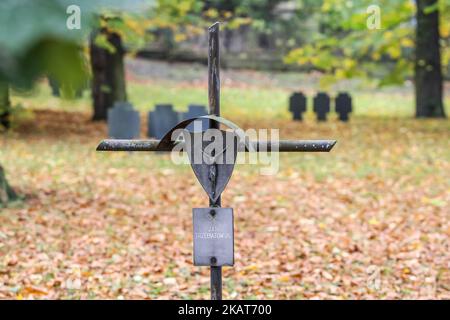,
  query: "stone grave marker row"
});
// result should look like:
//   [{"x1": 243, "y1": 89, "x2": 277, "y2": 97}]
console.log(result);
[
  {"x1": 148, "y1": 104, "x2": 210, "y2": 139},
  {"x1": 108, "y1": 102, "x2": 140, "y2": 139},
  {"x1": 107, "y1": 103, "x2": 209, "y2": 140},
  {"x1": 183, "y1": 105, "x2": 210, "y2": 132},
  {"x1": 148, "y1": 104, "x2": 179, "y2": 139},
  {"x1": 289, "y1": 92, "x2": 353, "y2": 122}
]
